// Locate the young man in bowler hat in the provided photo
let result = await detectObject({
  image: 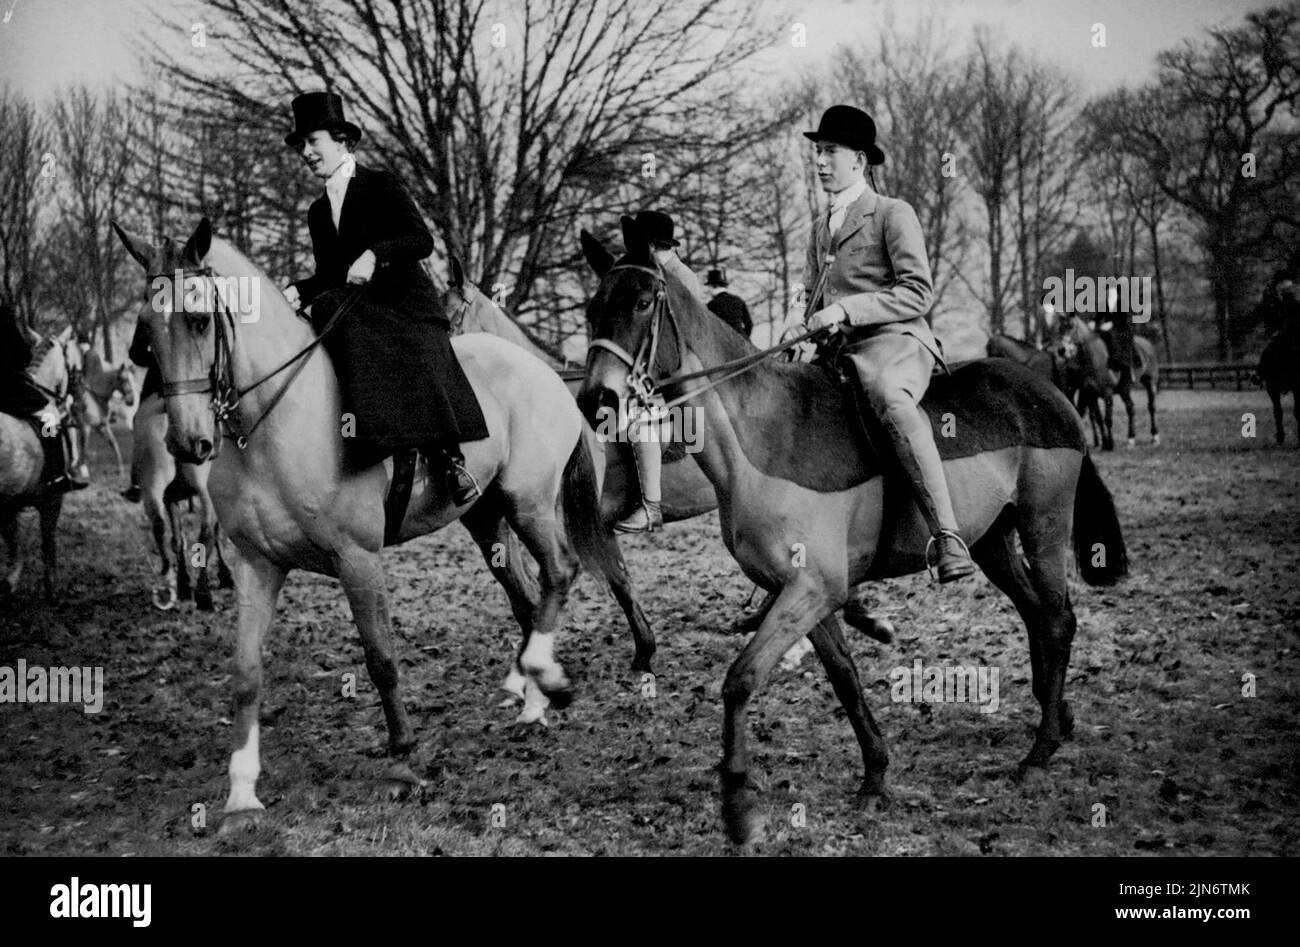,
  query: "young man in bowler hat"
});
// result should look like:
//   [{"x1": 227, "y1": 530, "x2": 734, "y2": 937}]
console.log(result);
[
  {"x1": 705, "y1": 267, "x2": 753, "y2": 339},
  {"x1": 799, "y1": 105, "x2": 974, "y2": 582},
  {"x1": 282, "y1": 91, "x2": 488, "y2": 505}
]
